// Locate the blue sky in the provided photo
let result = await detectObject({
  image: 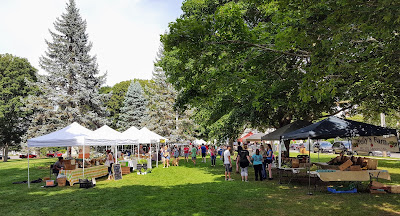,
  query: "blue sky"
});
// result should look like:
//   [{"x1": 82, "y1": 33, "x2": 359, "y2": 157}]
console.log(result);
[{"x1": 0, "y1": 0, "x2": 184, "y2": 86}]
